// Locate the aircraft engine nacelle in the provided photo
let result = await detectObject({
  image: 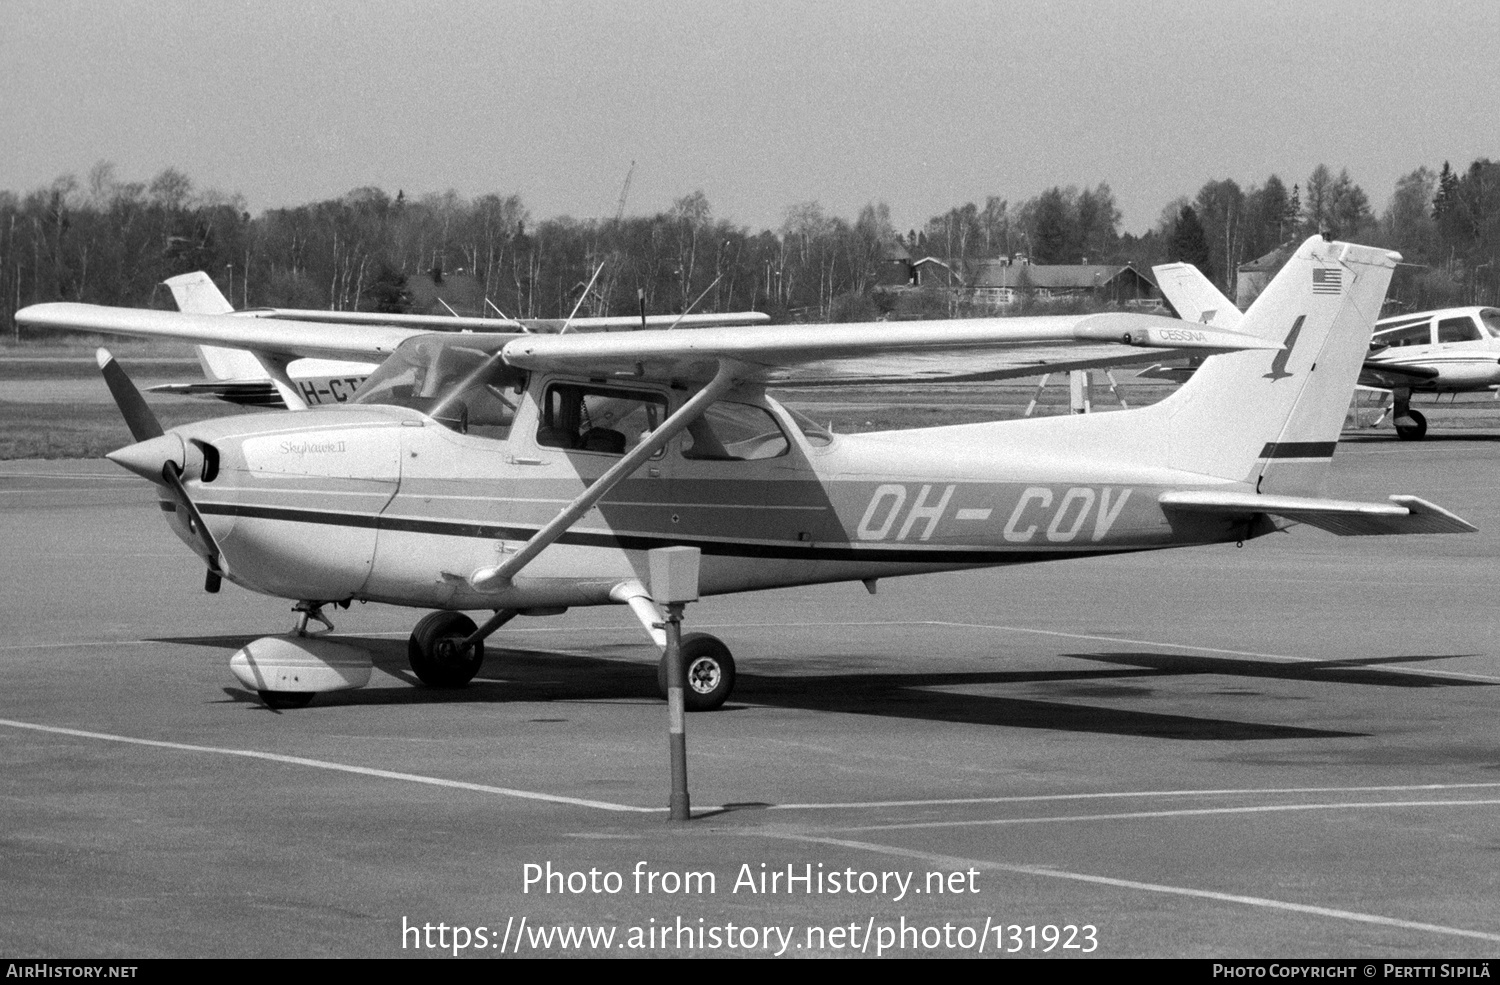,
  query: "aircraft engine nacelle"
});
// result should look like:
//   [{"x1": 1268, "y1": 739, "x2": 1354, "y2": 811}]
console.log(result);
[
  {"x1": 229, "y1": 635, "x2": 372, "y2": 695},
  {"x1": 1426, "y1": 360, "x2": 1500, "y2": 389}
]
